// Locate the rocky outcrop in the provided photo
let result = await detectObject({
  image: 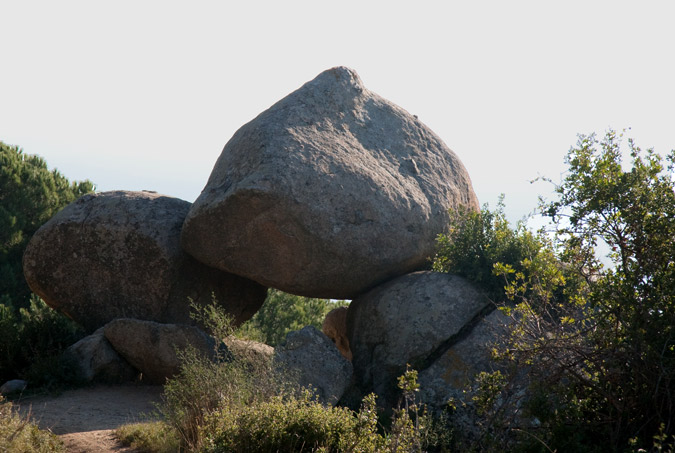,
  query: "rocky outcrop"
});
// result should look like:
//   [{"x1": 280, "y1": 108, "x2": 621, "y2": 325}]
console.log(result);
[
  {"x1": 274, "y1": 326, "x2": 353, "y2": 405},
  {"x1": 23, "y1": 190, "x2": 267, "y2": 332},
  {"x1": 181, "y1": 66, "x2": 479, "y2": 299},
  {"x1": 61, "y1": 327, "x2": 138, "y2": 384},
  {"x1": 103, "y1": 319, "x2": 226, "y2": 384},
  {"x1": 322, "y1": 306, "x2": 352, "y2": 361},
  {"x1": 347, "y1": 271, "x2": 492, "y2": 407}
]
